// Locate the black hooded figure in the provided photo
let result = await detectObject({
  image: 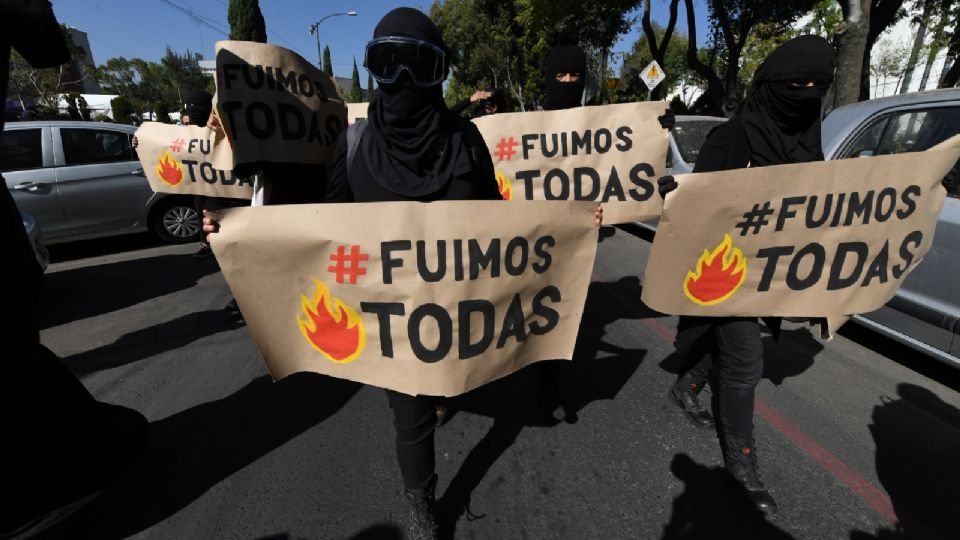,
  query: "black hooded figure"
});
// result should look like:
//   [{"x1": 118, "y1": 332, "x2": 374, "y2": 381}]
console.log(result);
[
  {"x1": 323, "y1": 7, "x2": 500, "y2": 539},
  {"x1": 541, "y1": 44, "x2": 587, "y2": 111},
  {"x1": 663, "y1": 35, "x2": 835, "y2": 516},
  {"x1": 183, "y1": 89, "x2": 213, "y2": 126}
]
